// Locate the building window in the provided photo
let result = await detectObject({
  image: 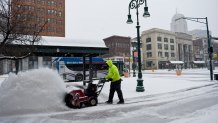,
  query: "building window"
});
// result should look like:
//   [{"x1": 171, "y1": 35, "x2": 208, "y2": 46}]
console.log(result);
[
  {"x1": 31, "y1": 16, "x2": 35, "y2": 21},
  {"x1": 48, "y1": 9, "x2": 50, "y2": 14},
  {"x1": 37, "y1": 17, "x2": 40, "y2": 22},
  {"x1": 59, "y1": 20, "x2": 62, "y2": 25},
  {"x1": 27, "y1": 14, "x2": 31, "y2": 20},
  {"x1": 22, "y1": 14, "x2": 27, "y2": 20},
  {"x1": 37, "y1": 8, "x2": 40, "y2": 14},
  {"x1": 170, "y1": 45, "x2": 174, "y2": 50},
  {"x1": 42, "y1": 27, "x2": 45, "y2": 32},
  {"x1": 51, "y1": 1, "x2": 55, "y2": 6},
  {"x1": 17, "y1": 14, "x2": 21, "y2": 19},
  {"x1": 164, "y1": 44, "x2": 168, "y2": 50},
  {"x1": 41, "y1": 8, "x2": 44, "y2": 15},
  {"x1": 147, "y1": 52, "x2": 152, "y2": 58},
  {"x1": 17, "y1": 5, "x2": 21, "y2": 10},
  {"x1": 51, "y1": 10, "x2": 54, "y2": 14},
  {"x1": 146, "y1": 61, "x2": 152, "y2": 67},
  {"x1": 146, "y1": 44, "x2": 152, "y2": 50},
  {"x1": 41, "y1": 18, "x2": 44, "y2": 24},
  {"x1": 37, "y1": 0, "x2": 40, "y2": 4},
  {"x1": 164, "y1": 38, "x2": 168, "y2": 43},
  {"x1": 22, "y1": 6, "x2": 25, "y2": 11},
  {"x1": 52, "y1": 27, "x2": 56, "y2": 32},
  {"x1": 157, "y1": 36, "x2": 162, "y2": 42},
  {"x1": 158, "y1": 43, "x2": 162, "y2": 49},
  {"x1": 53, "y1": 18, "x2": 56, "y2": 24},
  {"x1": 42, "y1": 0, "x2": 45, "y2": 5},
  {"x1": 59, "y1": 3, "x2": 62, "y2": 8},
  {"x1": 59, "y1": 12, "x2": 62, "y2": 17},
  {"x1": 32, "y1": 6, "x2": 34, "y2": 11},
  {"x1": 28, "y1": 6, "x2": 31, "y2": 11},
  {"x1": 146, "y1": 37, "x2": 151, "y2": 43},
  {"x1": 47, "y1": 27, "x2": 51, "y2": 32},
  {"x1": 47, "y1": 18, "x2": 50, "y2": 23},
  {"x1": 170, "y1": 39, "x2": 174, "y2": 43},
  {"x1": 48, "y1": 0, "x2": 50, "y2": 5},
  {"x1": 171, "y1": 53, "x2": 175, "y2": 57},
  {"x1": 158, "y1": 51, "x2": 162, "y2": 57},
  {"x1": 165, "y1": 52, "x2": 169, "y2": 57}
]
